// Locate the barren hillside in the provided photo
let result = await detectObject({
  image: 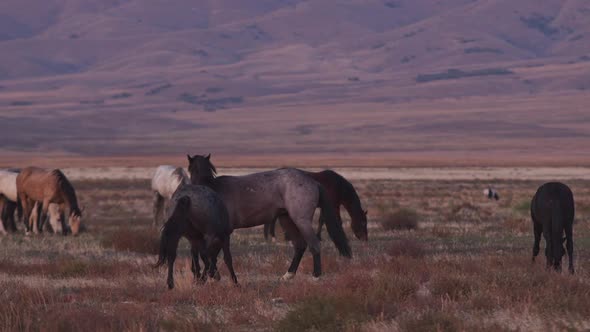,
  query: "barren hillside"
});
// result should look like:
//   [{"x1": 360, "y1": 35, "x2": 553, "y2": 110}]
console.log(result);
[{"x1": 1, "y1": 0, "x2": 589, "y2": 165}]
